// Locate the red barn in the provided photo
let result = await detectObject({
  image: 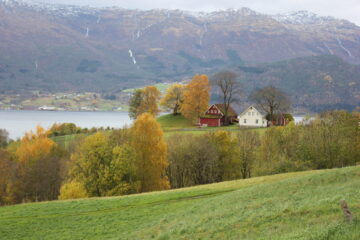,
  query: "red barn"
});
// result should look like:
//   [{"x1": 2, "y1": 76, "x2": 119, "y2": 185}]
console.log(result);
[{"x1": 199, "y1": 104, "x2": 238, "y2": 127}]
